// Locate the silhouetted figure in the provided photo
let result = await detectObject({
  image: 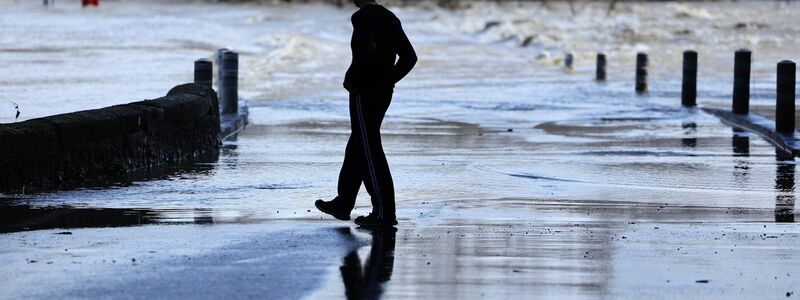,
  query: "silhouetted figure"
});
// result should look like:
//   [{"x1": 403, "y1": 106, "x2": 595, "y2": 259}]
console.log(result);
[
  {"x1": 316, "y1": 0, "x2": 417, "y2": 227},
  {"x1": 339, "y1": 227, "x2": 397, "y2": 299}
]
